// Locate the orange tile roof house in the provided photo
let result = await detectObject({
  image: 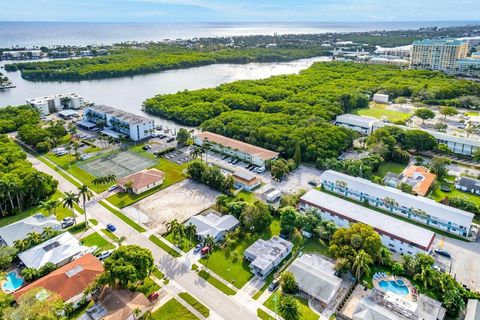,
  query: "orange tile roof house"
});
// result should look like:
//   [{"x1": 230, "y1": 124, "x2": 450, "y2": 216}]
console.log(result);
[
  {"x1": 117, "y1": 168, "x2": 165, "y2": 194},
  {"x1": 398, "y1": 165, "x2": 436, "y2": 196},
  {"x1": 13, "y1": 254, "x2": 103, "y2": 306},
  {"x1": 88, "y1": 287, "x2": 151, "y2": 320},
  {"x1": 194, "y1": 131, "x2": 279, "y2": 167}
]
